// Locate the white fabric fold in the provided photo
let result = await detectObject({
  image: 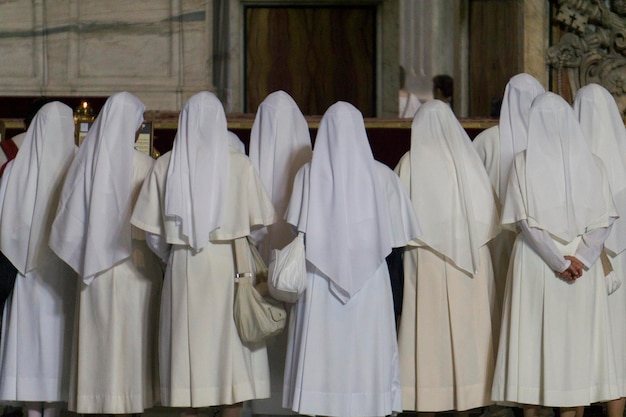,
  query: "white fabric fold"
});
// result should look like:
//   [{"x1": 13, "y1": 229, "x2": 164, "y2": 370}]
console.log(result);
[
  {"x1": 50, "y1": 92, "x2": 145, "y2": 282},
  {"x1": 574, "y1": 83, "x2": 626, "y2": 256},
  {"x1": 165, "y1": 91, "x2": 229, "y2": 250},
  {"x1": 503, "y1": 92, "x2": 609, "y2": 242},
  {"x1": 408, "y1": 100, "x2": 499, "y2": 274},
  {"x1": 0, "y1": 102, "x2": 76, "y2": 275},
  {"x1": 498, "y1": 73, "x2": 545, "y2": 197},
  {"x1": 303, "y1": 101, "x2": 393, "y2": 301},
  {"x1": 249, "y1": 90, "x2": 312, "y2": 259}
]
